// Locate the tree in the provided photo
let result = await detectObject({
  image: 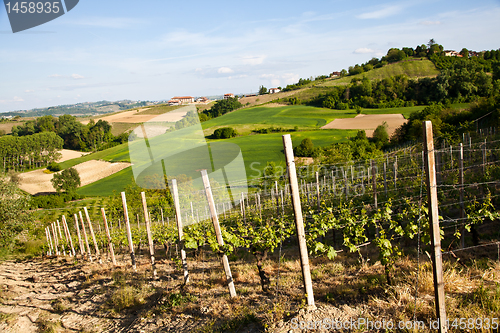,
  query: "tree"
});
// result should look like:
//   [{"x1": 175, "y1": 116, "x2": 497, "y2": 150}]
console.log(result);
[
  {"x1": 51, "y1": 168, "x2": 81, "y2": 193},
  {"x1": 0, "y1": 178, "x2": 32, "y2": 249},
  {"x1": 460, "y1": 48, "x2": 469, "y2": 58},
  {"x1": 372, "y1": 122, "x2": 389, "y2": 147},
  {"x1": 258, "y1": 85, "x2": 268, "y2": 95},
  {"x1": 294, "y1": 138, "x2": 315, "y2": 157}
]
